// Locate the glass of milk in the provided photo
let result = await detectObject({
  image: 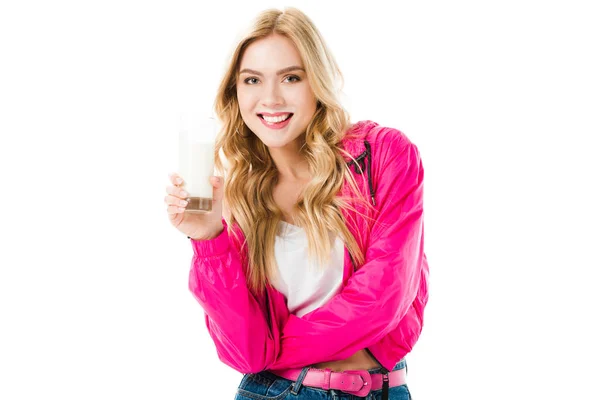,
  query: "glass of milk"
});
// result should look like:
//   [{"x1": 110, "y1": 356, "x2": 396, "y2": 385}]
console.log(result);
[{"x1": 178, "y1": 113, "x2": 218, "y2": 213}]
